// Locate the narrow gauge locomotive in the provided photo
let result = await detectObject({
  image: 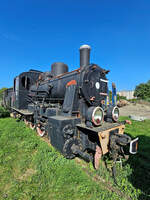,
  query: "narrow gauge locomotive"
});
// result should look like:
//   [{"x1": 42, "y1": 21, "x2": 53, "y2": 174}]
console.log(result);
[{"x1": 4, "y1": 45, "x2": 138, "y2": 169}]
